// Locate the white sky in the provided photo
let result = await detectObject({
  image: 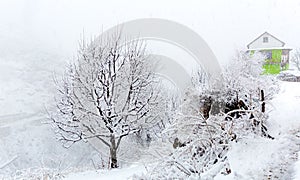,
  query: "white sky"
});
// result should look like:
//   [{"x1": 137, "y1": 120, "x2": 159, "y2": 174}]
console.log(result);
[{"x1": 0, "y1": 0, "x2": 300, "y2": 64}]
